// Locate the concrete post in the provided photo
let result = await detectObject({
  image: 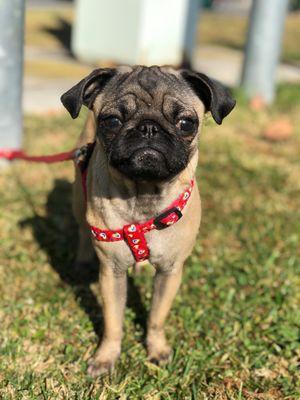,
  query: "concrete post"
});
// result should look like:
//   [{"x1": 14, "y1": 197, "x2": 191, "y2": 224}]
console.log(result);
[
  {"x1": 0, "y1": 0, "x2": 25, "y2": 158},
  {"x1": 241, "y1": 0, "x2": 289, "y2": 103},
  {"x1": 72, "y1": 0, "x2": 199, "y2": 66}
]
